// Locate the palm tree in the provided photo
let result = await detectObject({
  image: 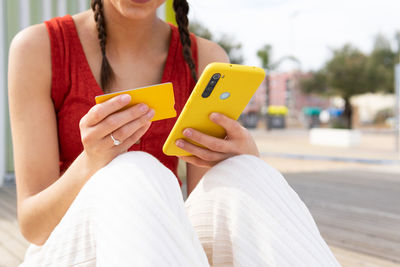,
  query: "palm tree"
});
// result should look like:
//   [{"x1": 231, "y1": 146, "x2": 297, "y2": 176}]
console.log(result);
[{"x1": 256, "y1": 44, "x2": 299, "y2": 106}]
